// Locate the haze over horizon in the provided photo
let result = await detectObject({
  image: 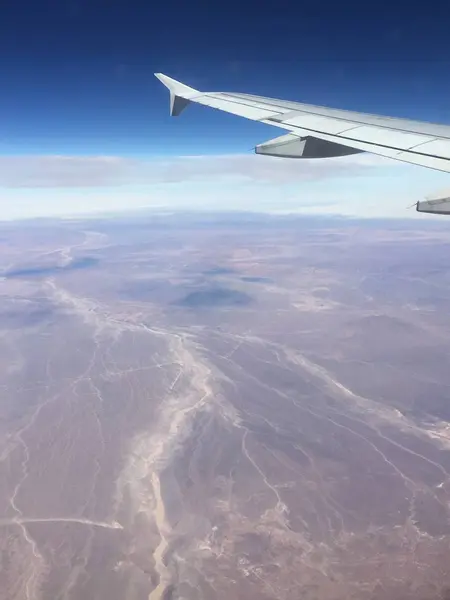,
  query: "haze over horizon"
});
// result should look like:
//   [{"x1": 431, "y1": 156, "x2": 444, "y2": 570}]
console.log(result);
[{"x1": 1, "y1": 0, "x2": 450, "y2": 219}]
